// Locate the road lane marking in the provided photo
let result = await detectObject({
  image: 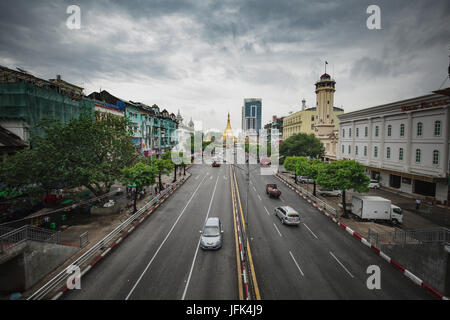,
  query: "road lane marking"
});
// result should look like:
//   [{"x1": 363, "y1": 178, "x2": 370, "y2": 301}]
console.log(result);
[
  {"x1": 280, "y1": 196, "x2": 285, "y2": 202},
  {"x1": 273, "y1": 223, "x2": 283, "y2": 237},
  {"x1": 264, "y1": 206, "x2": 270, "y2": 216},
  {"x1": 329, "y1": 251, "x2": 354, "y2": 278},
  {"x1": 182, "y1": 175, "x2": 220, "y2": 300},
  {"x1": 253, "y1": 186, "x2": 257, "y2": 193},
  {"x1": 125, "y1": 173, "x2": 208, "y2": 300},
  {"x1": 257, "y1": 194, "x2": 262, "y2": 201},
  {"x1": 289, "y1": 251, "x2": 304, "y2": 277},
  {"x1": 303, "y1": 223, "x2": 318, "y2": 239}
]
